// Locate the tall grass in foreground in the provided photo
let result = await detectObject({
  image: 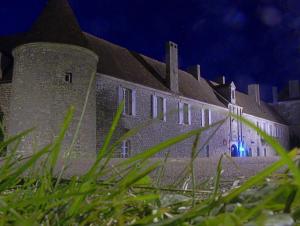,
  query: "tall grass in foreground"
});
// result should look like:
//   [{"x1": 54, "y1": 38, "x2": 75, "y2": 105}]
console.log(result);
[{"x1": 0, "y1": 105, "x2": 299, "y2": 225}]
